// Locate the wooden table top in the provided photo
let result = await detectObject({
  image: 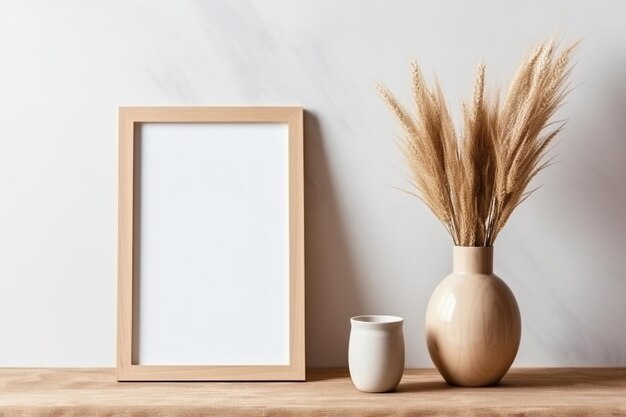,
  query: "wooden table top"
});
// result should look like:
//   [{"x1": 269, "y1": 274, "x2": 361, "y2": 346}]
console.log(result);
[{"x1": 1, "y1": 367, "x2": 625, "y2": 416}]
